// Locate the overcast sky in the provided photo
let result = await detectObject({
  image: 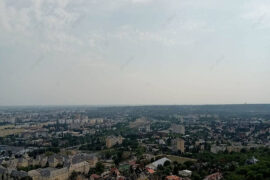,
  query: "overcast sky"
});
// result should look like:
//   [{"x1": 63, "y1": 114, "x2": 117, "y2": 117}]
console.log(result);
[{"x1": 0, "y1": 0, "x2": 270, "y2": 106}]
